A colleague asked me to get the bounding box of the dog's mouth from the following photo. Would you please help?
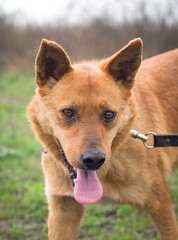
[57,140,103,205]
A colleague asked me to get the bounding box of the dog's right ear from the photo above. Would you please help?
[35,39,72,89]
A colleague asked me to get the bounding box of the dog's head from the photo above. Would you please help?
[28,38,142,204]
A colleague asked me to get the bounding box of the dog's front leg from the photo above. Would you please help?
[48,195,84,240]
[145,182,178,240]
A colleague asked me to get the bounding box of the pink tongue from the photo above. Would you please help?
[74,169,103,205]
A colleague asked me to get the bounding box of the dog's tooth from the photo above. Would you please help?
[74,179,77,184]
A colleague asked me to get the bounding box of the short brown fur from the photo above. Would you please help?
[27,38,178,240]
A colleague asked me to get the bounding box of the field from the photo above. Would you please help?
[0,71,177,240]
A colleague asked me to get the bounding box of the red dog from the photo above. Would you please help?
[28,38,178,239]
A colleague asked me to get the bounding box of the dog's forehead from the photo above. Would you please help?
[50,62,122,109]
[73,63,102,84]
[74,63,100,72]
[72,63,120,96]
[71,63,114,96]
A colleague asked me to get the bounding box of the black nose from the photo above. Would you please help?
[81,150,105,170]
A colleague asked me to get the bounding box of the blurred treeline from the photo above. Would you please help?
[0,0,178,72]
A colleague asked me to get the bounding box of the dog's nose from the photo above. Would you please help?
[81,150,105,170]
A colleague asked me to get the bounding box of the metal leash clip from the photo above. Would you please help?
[130,130,156,149]
[130,130,178,148]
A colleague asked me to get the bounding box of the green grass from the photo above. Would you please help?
[0,71,177,240]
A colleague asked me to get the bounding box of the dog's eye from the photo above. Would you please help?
[104,111,116,122]
[62,109,74,118]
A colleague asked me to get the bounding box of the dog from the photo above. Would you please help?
[27,38,178,240]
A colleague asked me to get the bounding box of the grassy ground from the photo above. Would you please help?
[0,71,177,240]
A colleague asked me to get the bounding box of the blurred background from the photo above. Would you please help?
[0,0,178,240]
[0,0,178,71]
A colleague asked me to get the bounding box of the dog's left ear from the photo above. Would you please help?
[35,39,72,89]
[101,38,142,90]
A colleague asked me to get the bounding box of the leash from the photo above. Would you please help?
[130,130,178,149]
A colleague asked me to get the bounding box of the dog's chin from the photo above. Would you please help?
[74,168,103,205]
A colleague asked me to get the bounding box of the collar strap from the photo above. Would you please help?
[41,147,47,154]
[41,141,77,187]
[56,139,77,187]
